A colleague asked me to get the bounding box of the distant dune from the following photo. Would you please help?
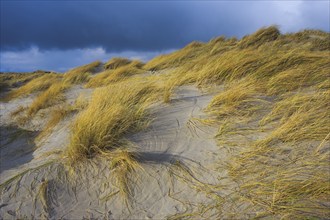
[0,26,329,219]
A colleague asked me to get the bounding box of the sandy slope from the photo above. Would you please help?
[0,83,231,219]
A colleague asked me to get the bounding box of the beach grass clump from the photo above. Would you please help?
[206,78,267,118]
[86,61,145,88]
[104,57,133,69]
[64,71,91,84]
[0,72,42,94]
[63,61,101,84]
[144,41,206,71]
[66,80,159,160]
[238,25,280,49]
[228,141,330,219]
[107,148,142,200]
[259,91,330,145]
[104,62,145,83]
[27,82,69,116]
[4,73,62,101]
[195,27,330,218]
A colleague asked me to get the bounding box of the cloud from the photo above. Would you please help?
[0,47,170,72]
[0,1,328,72]
[1,1,328,52]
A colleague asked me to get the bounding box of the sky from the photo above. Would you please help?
[0,0,329,72]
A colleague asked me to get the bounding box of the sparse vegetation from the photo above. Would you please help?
[86,60,145,87]
[0,72,42,94]
[27,82,69,116]
[63,61,101,84]
[1,26,329,219]
[4,73,62,101]
[104,57,132,69]
[66,79,159,160]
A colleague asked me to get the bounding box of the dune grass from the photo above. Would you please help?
[238,25,280,49]
[140,26,330,218]
[63,61,101,84]
[27,82,69,117]
[104,57,133,69]
[196,28,330,218]
[144,41,207,71]
[66,79,159,160]
[86,60,145,88]
[2,26,329,217]
[4,73,62,101]
[107,148,142,201]
[0,72,42,94]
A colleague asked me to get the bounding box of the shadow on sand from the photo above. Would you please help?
[0,125,38,173]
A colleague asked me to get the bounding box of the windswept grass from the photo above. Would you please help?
[144,41,206,71]
[27,82,69,116]
[4,73,62,101]
[63,61,101,84]
[66,79,159,160]
[0,72,41,94]
[107,148,142,201]
[259,91,330,145]
[86,60,145,87]
[206,77,268,118]
[155,26,330,218]
[104,57,133,69]
[3,26,328,218]
[238,25,280,49]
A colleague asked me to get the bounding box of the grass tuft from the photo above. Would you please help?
[86,61,145,87]
[27,82,69,117]
[4,73,62,101]
[104,57,132,69]
[66,80,159,160]
[63,61,101,84]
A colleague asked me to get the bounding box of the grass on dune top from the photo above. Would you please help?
[162,27,329,218]
[66,79,160,160]
[3,26,330,217]
[3,73,63,101]
[0,72,42,94]
[86,60,145,88]
[142,26,330,218]
[63,61,102,84]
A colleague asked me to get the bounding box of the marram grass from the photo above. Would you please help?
[2,26,329,217]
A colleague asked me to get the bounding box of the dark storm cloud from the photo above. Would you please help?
[1,1,213,51]
[1,1,329,72]
[0,1,280,51]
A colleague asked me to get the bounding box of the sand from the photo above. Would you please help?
[0,81,232,219]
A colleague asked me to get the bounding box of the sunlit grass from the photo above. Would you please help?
[4,73,62,101]
[27,82,69,116]
[66,79,160,160]
[86,60,145,87]
[63,60,101,84]
[2,26,329,217]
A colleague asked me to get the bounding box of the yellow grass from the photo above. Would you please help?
[104,57,132,69]
[3,26,329,217]
[238,25,280,49]
[66,79,159,160]
[106,148,142,201]
[156,26,330,218]
[206,77,267,118]
[0,72,41,94]
[27,82,69,116]
[63,60,101,84]
[86,61,145,88]
[4,73,62,101]
[144,41,206,70]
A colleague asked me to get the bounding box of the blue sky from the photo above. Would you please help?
[1,0,329,72]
